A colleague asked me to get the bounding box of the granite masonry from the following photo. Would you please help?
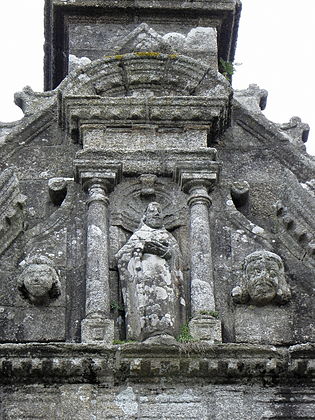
[0,1,314,418]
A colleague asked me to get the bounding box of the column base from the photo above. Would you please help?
[81,314,114,344]
[189,315,222,343]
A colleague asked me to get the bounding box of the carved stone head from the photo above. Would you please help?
[18,256,61,304]
[232,251,291,306]
[143,202,164,229]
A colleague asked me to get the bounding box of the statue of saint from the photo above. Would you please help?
[18,256,61,305]
[115,202,186,341]
[231,250,291,306]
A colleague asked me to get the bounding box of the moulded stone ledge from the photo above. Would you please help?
[73,148,218,177]
[61,95,231,143]
[0,342,314,386]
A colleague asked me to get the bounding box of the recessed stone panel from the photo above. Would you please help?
[234,305,294,345]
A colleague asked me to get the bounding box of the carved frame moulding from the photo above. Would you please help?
[0,168,27,256]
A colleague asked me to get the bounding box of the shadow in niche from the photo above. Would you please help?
[230,180,250,218]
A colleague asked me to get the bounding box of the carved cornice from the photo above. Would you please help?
[0,168,26,256]
[74,148,218,177]
[61,94,231,144]
[0,342,314,386]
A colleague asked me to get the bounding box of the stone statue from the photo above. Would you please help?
[18,256,61,304]
[231,251,291,306]
[115,202,186,341]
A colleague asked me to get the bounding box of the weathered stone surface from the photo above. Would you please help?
[279,116,310,150]
[189,316,222,343]
[234,84,268,113]
[0,0,314,418]
[234,305,294,345]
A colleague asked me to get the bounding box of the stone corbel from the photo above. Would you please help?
[74,160,122,344]
[174,162,222,343]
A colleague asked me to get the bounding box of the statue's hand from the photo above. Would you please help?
[144,240,171,259]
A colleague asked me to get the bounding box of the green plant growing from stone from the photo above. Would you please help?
[219,58,239,80]
[199,310,219,318]
[112,339,137,345]
[176,323,195,343]
[110,301,124,312]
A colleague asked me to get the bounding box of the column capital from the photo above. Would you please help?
[85,182,110,206]
[74,157,122,193]
[174,162,220,194]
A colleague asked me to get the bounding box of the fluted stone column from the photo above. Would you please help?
[74,162,122,343]
[175,164,222,343]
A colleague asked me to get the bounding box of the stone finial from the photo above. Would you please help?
[14,86,56,117]
[231,250,291,306]
[279,116,310,147]
[18,256,61,305]
[234,84,268,113]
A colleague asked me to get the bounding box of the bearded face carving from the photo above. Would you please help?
[231,251,291,306]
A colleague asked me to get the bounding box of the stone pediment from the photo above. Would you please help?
[61,53,229,98]
[114,23,173,55]
[113,23,218,67]
[59,53,232,143]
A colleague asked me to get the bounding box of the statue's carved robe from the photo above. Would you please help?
[116,223,186,341]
